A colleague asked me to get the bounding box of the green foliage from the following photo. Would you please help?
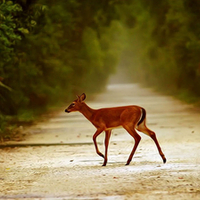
[0,1,22,63]
[118,0,200,101]
[0,0,122,139]
[2,0,200,140]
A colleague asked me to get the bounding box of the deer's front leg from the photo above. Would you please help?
[102,130,112,166]
[93,129,104,158]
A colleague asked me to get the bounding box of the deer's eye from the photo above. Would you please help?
[71,103,75,107]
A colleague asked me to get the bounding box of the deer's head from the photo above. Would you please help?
[65,93,86,113]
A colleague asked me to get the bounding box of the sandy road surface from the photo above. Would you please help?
[0,84,200,200]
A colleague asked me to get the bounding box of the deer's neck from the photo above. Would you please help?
[79,102,95,122]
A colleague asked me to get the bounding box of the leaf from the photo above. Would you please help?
[0,82,12,91]
[18,28,29,34]
[30,20,37,26]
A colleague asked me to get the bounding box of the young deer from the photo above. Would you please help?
[65,93,166,166]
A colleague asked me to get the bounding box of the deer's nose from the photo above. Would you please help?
[65,109,70,113]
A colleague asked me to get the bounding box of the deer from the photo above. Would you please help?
[65,93,166,166]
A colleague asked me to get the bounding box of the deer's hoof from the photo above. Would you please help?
[125,162,130,166]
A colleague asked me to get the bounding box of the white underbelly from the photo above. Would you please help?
[106,125,122,130]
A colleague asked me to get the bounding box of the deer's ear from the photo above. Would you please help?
[80,93,86,102]
[76,95,80,102]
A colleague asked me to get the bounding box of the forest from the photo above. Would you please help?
[1,0,200,139]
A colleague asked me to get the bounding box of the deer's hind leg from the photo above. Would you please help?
[123,124,141,165]
[136,119,166,163]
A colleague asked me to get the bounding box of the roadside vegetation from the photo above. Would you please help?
[118,0,200,103]
[0,0,123,140]
[1,0,200,140]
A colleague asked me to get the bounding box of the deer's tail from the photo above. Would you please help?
[137,108,146,126]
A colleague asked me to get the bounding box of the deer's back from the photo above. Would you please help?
[91,105,142,130]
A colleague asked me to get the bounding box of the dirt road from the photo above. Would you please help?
[0,83,200,199]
